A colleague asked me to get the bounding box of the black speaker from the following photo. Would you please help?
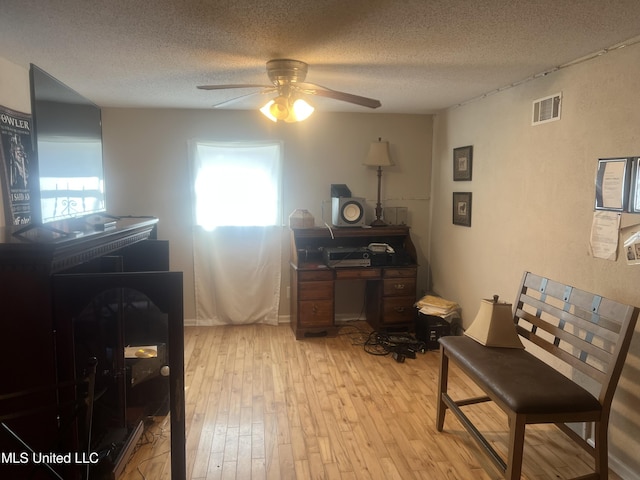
[332,197,366,227]
[330,184,352,198]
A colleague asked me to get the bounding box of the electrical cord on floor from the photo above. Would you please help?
[132,449,171,480]
[363,331,426,362]
[120,416,170,480]
[337,322,371,346]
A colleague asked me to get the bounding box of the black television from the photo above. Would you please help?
[29,64,106,224]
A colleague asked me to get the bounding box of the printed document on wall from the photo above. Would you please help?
[624,231,640,265]
[590,211,621,260]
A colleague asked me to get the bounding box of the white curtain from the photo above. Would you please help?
[193,225,281,325]
[190,141,282,326]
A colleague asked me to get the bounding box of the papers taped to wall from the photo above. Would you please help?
[624,231,640,265]
[590,211,620,260]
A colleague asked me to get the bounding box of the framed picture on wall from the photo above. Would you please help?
[453,192,472,227]
[630,157,640,213]
[594,157,632,212]
[453,145,473,181]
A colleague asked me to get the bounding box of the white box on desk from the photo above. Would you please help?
[384,206,408,225]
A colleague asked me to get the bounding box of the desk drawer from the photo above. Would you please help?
[335,268,381,280]
[383,278,416,296]
[383,267,417,278]
[299,300,334,327]
[382,297,416,324]
[298,270,333,282]
[299,281,333,300]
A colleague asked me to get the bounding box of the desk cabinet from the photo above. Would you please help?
[297,270,334,328]
[290,226,418,339]
[367,266,418,329]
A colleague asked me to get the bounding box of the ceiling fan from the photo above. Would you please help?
[197,59,381,122]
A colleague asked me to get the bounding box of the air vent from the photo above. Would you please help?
[532,92,562,125]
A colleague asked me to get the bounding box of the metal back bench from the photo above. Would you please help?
[436,271,639,479]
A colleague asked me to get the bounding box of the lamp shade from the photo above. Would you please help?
[464,295,524,348]
[363,138,393,167]
[289,98,314,121]
[260,100,278,122]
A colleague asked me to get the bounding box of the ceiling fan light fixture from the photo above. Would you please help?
[260,96,314,123]
[260,97,290,122]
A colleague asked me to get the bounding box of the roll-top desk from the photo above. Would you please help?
[289,226,418,339]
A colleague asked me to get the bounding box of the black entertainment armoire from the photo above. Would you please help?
[0,216,185,480]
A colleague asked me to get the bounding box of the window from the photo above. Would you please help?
[191,141,282,229]
[38,139,105,222]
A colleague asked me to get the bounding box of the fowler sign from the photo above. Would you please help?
[0,106,35,225]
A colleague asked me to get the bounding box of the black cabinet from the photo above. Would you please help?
[0,218,185,480]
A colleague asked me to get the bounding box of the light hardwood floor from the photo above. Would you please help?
[119,323,622,480]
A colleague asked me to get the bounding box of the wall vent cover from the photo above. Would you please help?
[532,92,562,125]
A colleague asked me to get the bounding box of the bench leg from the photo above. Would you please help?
[505,413,526,480]
[436,346,449,431]
[594,421,608,480]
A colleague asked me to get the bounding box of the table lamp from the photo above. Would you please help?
[464,295,524,348]
[363,137,394,226]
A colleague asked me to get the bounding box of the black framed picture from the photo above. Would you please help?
[453,192,472,227]
[630,157,640,213]
[453,145,473,181]
[594,157,632,212]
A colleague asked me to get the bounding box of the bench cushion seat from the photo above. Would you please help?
[439,336,602,415]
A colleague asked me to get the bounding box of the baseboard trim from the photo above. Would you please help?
[185,314,365,327]
[610,454,638,480]
[184,317,289,327]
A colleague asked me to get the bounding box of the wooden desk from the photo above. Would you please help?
[289,226,417,339]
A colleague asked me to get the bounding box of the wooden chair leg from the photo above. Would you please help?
[594,421,608,480]
[436,347,449,431]
[505,414,526,480]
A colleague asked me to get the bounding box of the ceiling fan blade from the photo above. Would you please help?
[212,88,276,108]
[197,83,271,90]
[297,82,381,109]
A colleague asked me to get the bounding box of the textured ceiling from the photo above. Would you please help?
[2,0,640,113]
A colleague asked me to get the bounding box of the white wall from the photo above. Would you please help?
[100,109,433,320]
[0,57,30,113]
[431,42,640,478]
